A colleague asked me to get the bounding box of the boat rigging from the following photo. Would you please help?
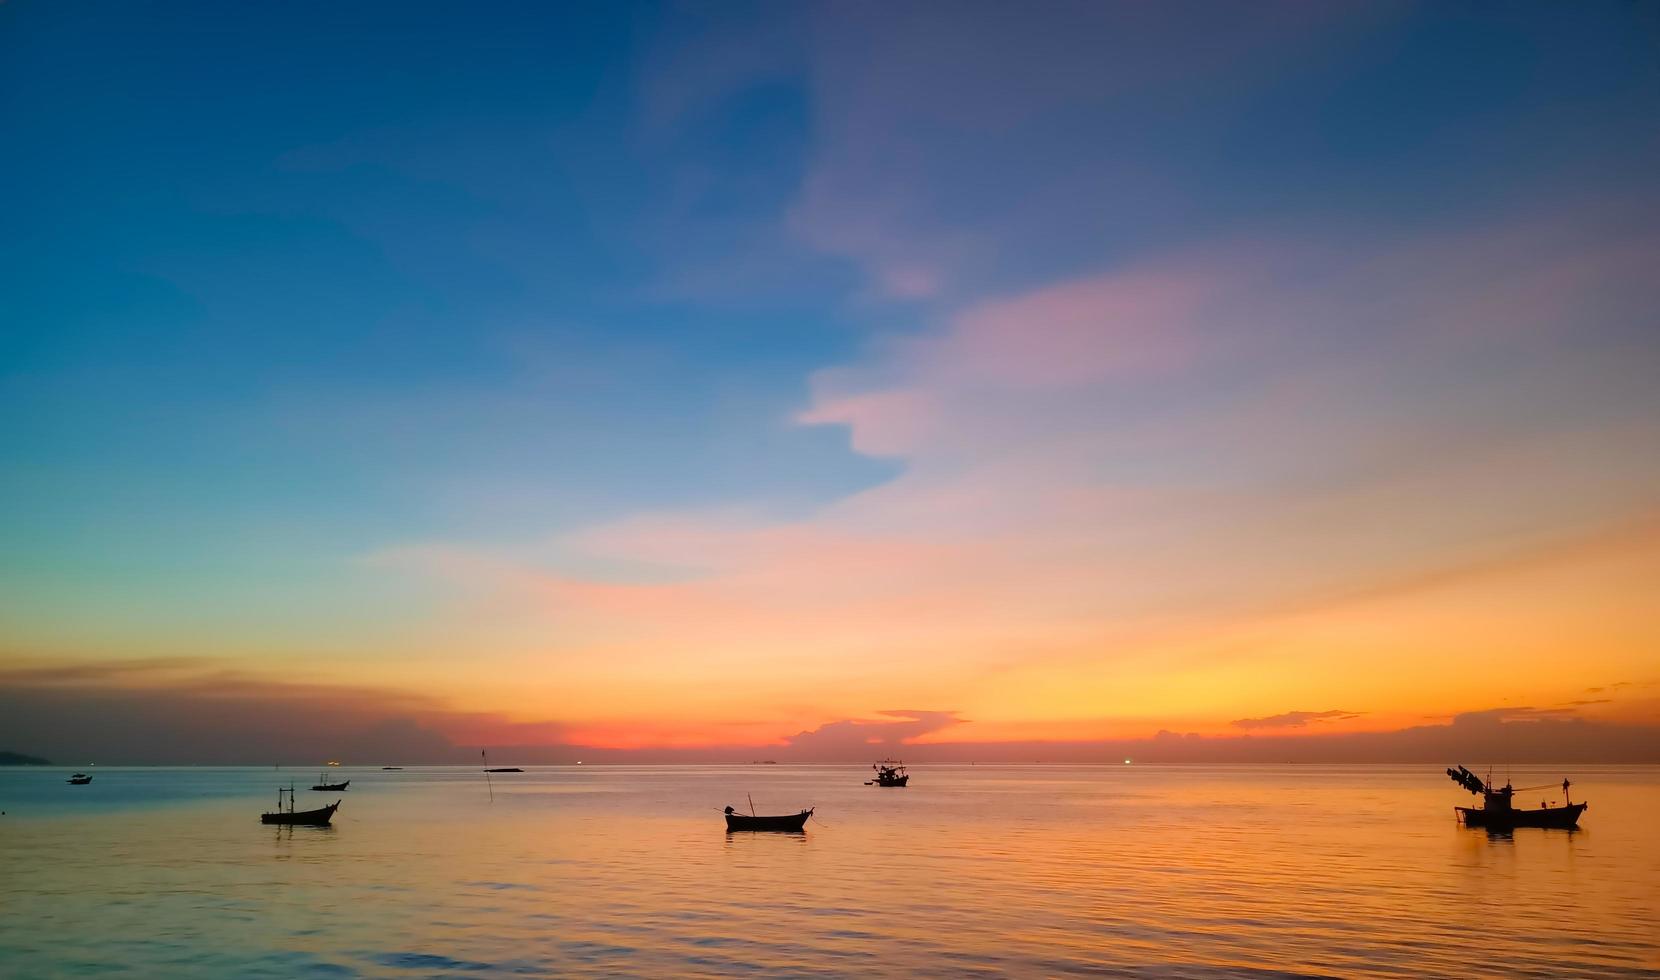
[867,759,909,787]
[1445,765,1586,830]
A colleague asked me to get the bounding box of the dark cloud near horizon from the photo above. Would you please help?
[0,683,457,766]
[2,663,1657,765]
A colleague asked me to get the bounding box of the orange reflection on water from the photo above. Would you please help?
[0,764,1656,977]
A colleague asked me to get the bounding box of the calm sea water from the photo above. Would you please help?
[1,765,1656,978]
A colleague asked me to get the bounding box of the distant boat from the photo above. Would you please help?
[867,759,909,787]
[262,785,339,826]
[480,747,521,773]
[310,773,350,791]
[1446,765,1586,830]
[723,805,812,832]
[67,773,92,785]
[381,767,403,771]
[325,760,341,766]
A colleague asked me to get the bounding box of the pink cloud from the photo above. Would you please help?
[351,205,1660,748]
[797,257,1231,459]
[937,270,1203,388]
[878,264,943,300]
[795,388,941,457]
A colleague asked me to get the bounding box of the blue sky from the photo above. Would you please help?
[2,1,1658,759]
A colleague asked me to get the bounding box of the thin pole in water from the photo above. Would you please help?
[483,749,494,803]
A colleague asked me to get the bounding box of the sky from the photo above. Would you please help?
[2,1,1658,764]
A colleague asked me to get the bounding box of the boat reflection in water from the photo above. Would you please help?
[1446,765,1586,830]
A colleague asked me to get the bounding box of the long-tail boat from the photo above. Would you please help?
[866,759,908,787]
[480,748,521,773]
[1446,765,1586,830]
[262,785,340,826]
[723,805,812,832]
[67,773,92,785]
[310,773,350,791]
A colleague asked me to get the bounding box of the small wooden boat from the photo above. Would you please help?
[866,759,908,787]
[1459,800,1586,830]
[1447,765,1586,830]
[263,801,340,826]
[262,785,339,826]
[479,748,521,773]
[310,773,350,791]
[67,773,92,785]
[723,805,812,832]
[381,767,403,770]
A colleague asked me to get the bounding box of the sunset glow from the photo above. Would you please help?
[2,1,1657,765]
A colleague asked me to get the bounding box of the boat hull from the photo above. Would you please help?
[310,781,349,791]
[724,809,811,832]
[262,801,340,826]
[1458,802,1584,830]
[875,774,909,787]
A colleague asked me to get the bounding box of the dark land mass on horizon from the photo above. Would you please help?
[6,662,1656,767]
[0,751,52,765]
[4,703,1659,768]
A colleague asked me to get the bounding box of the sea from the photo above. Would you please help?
[1,764,1656,978]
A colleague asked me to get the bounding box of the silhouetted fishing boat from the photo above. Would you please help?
[66,773,92,785]
[381,767,403,770]
[310,773,350,791]
[262,785,339,826]
[484,767,522,773]
[866,759,908,786]
[1446,765,1586,830]
[723,805,812,832]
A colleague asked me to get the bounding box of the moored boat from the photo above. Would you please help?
[262,785,340,826]
[479,748,520,773]
[67,773,92,785]
[1447,765,1586,830]
[723,805,812,832]
[867,759,908,787]
[310,773,350,791]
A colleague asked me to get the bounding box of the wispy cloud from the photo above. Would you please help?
[787,1,1360,299]
[1231,710,1361,730]
[356,204,1660,743]
[783,710,967,755]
